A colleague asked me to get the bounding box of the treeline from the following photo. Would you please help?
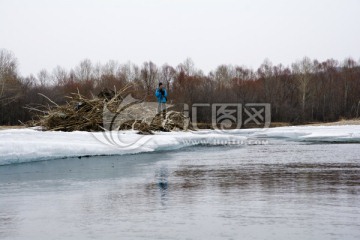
[0,48,360,125]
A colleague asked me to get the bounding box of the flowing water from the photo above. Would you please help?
[0,139,360,239]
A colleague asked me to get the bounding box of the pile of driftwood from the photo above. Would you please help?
[29,86,189,134]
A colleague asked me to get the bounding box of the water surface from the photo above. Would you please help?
[1,140,360,239]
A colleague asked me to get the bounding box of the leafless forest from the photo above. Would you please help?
[0,49,359,125]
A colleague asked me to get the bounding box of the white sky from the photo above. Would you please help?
[1,0,359,76]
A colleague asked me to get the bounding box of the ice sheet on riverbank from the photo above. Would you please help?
[230,125,360,142]
[1,125,359,165]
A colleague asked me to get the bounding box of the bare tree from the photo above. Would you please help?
[234,66,254,102]
[37,69,52,86]
[141,61,158,95]
[0,49,21,104]
[257,59,275,103]
[342,58,356,113]
[120,62,140,83]
[292,57,313,119]
[75,59,93,82]
[52,66,68,86]
[92,63,102,87]
[214,65,235,89]
[114,62,141,93]
[177,58,204,76]
[160,64,176,91]
[102,60,118,77]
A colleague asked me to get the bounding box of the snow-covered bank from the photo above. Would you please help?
[0,129,246,165]
[0,125,359,165]
[230,125,360,142]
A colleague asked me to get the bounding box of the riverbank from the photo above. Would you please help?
[0,125,25,130]
[306,119,360,126]
[1,119,360,131]
[194,119,360,129]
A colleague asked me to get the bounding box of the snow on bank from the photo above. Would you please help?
[0,125,359,165]
[230,125,360,142]
[0,129,246,165]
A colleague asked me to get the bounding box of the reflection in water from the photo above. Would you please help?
[172,163,360,194]
[0,216,12,238]
[157,166,169,205]
[0,208,18,239]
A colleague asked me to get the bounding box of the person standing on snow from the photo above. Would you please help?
[155,82,168,114]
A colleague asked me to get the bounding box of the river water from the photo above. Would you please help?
[0,139,359,239]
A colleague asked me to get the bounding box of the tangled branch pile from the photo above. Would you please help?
[29,86,190,133]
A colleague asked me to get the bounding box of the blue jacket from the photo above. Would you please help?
[155,88,168,103]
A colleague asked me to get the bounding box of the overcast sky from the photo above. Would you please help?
[1,0,359,76]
